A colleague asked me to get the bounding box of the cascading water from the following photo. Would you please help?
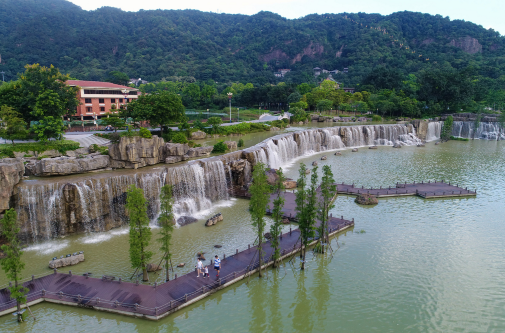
[15,123,429,243]
[452,121,504,140]
[426,121,443,141]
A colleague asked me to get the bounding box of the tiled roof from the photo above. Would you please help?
[66,80,137,90]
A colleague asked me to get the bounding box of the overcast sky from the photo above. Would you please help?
[67,0,504,35]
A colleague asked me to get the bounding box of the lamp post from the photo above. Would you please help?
[227,92,233,123]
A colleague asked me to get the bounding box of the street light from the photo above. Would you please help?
[227,92,233,123]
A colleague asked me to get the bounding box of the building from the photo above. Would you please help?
[343,87,355,93]
[274,69,291,78]
[66,80,139,120]
[129,78,148,86]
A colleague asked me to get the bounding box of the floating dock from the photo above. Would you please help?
[335,181,477,199]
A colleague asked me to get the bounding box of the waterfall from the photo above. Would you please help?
[452,121,504,140]
[426,121,442,141]
[15,123,428,243]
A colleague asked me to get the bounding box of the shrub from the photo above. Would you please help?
[372,115,382,122]
[282,118,289,124]
[0,140,80,157]
[37,155,49,160]
[89,144,109,155]
[212,141,228,153]
[194,143,202,148]
[450,136,469,141]
[188,140,195,147]
[238,139,244,147]
[139,127,152,139]
[109,132,121,144]
[171,132,188,144]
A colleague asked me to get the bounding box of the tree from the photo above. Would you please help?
[157,185,174,282]
[441,115,453,141]
[270,168,285,268]
[295,163,317,270]
[0,209,28,322]
[30,116,65,142]
[291,107,307,123]
[128,91,185,135]
[99,112,126,132]
[0,64,79,125]
[126,185,152,281]
[106,71,130,86]
[362,67,404,91]
[316,99,333,112]
[207,116,223,134]
[317,165,336,253]
[0,106,28,145]
[248,162,271,277]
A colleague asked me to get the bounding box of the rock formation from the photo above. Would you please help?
[352,148,358,152]
[312,161,318,166]
[146,263,162,272]
[354,194,378,205]
[224,141,238,150]
[109,135,165,169]
[26,155,110,176]
[412,120,429,141]
[0,158,24,214]
[283,180,297,189]
[186,146,213,158]
[177,216,198,226]
[321,155,327,160]
[49,253,84,269]
[191,130,207,140]
[205,213,223,226]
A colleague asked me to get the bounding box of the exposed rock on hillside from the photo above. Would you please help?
[448,36,482,54]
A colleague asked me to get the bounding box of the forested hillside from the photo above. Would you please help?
[0,0,504,88]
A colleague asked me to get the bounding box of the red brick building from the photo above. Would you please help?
[66,80,139,120]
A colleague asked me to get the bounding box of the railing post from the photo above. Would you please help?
[118,277,121,284]
[32,275,34,282]
[96,297,100,304]
[69,270,72,276]
[154,282,157,289]
[236,249,238,254]
[175,274,177,279]
[54,268,57,275]
[41,289,46,297]
[223,254,226,259]
[136,279,139,286]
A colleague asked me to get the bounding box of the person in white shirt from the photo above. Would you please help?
[196,258,203,277]
[214,255,221,277]
[203,266,209,278]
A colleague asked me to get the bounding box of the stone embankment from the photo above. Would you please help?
[0,159,24,214]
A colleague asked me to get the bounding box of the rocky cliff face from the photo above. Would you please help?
[448,36,482,54]
[0,158,24,214]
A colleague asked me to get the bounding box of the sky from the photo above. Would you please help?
[67,0,504,35]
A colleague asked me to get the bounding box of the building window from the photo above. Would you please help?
[100,107,105,112]
[119,98,123,103]
[86,107,92,113]
[99,98,104,103]
[85,98,92,103]
[111,98,116,103]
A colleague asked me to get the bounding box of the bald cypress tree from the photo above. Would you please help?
[157,184,174,282]
[0,209,28,322]
[270,168,285,268]
[249,162,271,277]
[126,185,152,281]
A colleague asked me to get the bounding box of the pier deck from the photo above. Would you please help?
[335,181,476,199]
[0,217,353,320]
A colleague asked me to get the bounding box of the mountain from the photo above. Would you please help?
[0,0,504,86]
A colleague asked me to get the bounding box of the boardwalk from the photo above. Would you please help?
[0,218,353,320]
[335,181,477,199]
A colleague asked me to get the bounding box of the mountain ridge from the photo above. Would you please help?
[0,0,504,85]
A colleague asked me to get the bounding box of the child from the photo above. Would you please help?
[203,266,209,278]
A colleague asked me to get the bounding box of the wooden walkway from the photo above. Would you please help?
[335,181,477,199]
[0,203,353,320]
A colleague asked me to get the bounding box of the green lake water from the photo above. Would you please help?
[1,139,504,332]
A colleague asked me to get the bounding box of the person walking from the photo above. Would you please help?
[214,255,221,277]
[196,258,203,277]
[203,266,209,278]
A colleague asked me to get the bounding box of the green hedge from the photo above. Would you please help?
[0,140,81,158]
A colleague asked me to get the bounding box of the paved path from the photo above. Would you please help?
[335,181,477,199]
[63,134,110,148]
